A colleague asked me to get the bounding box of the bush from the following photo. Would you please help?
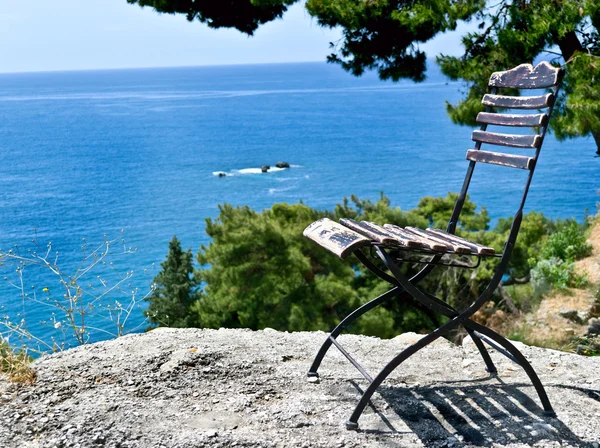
[528,220,591,293]
[538,221,592,262]
[530,257,587,293]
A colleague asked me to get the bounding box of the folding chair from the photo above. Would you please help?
[303,62,564,430]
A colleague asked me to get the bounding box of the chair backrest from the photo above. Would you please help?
[448,62,564,236]
[467,62,564,171]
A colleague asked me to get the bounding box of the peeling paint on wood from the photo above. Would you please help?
[426,229,496,256]
[360,221,424,248]
[303,218,370,259]
[472,130,541,148]
[489,62,563,89]
[476,112,547,127]
[339,218,400,245]
[384,224,449,251]
[466,149,535,170]
[405,227,472,254]
[482,93,554,109]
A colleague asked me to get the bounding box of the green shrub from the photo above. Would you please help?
[539,221,592,262]
[530,257,587,293]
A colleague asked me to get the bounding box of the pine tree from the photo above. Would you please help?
[145,236,199,328]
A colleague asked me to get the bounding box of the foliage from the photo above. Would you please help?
[305,0,482,81]
[493,212,552,279]
[126,0,296,35]
[190,194,553,336]
[553,53,600,143]
[574,335,600,356]
[192,202,368,333]
[0,232,150,353]
[538,220,592,262]
[129,0,600,153]
[503,283,536,313]
[528,220,591,292]
[437,1,600,152]
[144,236,200,328]
[530,257,587,292]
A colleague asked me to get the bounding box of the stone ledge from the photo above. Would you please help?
[1,328,599,448]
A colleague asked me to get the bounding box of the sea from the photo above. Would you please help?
[0,61,598,350]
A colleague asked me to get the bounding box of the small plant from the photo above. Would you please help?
[0,338,36,384]
[574,335,600,356]
[0,231,153,354]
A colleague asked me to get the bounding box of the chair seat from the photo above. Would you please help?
[303,217,495,259]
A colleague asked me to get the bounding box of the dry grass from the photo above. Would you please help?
[503,317,578,352]
[0,342,36,385]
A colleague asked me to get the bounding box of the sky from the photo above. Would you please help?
[0,0,469,73]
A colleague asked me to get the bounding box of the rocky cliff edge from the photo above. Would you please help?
[1,328,599,448]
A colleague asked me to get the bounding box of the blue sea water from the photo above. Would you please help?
[0,61,598,349]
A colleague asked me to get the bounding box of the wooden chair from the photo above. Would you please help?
[303,62,564,430]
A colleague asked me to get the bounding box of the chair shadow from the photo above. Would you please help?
[354,380,597,447]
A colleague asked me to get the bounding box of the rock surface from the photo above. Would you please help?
[1,328,600,448]
[587,318,600,336]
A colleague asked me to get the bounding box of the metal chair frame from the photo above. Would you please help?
[304,62,564,430]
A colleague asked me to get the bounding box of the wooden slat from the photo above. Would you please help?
[482,93,553,109]
[426,229,496,256]
[466,149,536,170]
[384,224,449,252]
[476,112,547,127]
[303,218,370,259]
[339,219,398,245]
[382,224,427,247]
[472,130,541,148]
[405,227,472,254]
[363,221,424,249]
[489,62,563,89]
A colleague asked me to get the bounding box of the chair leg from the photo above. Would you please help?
[466,328,498,374]
[307,287,399,379]
[420,291,498,374]
[374,248,498,375]
[345,313,467,429]
[466,321,556,417]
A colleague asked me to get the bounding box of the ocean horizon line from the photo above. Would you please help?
[0,58,446,77]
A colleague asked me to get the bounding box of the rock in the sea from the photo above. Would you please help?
[261,165,270,173]
[275,161,290,168]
